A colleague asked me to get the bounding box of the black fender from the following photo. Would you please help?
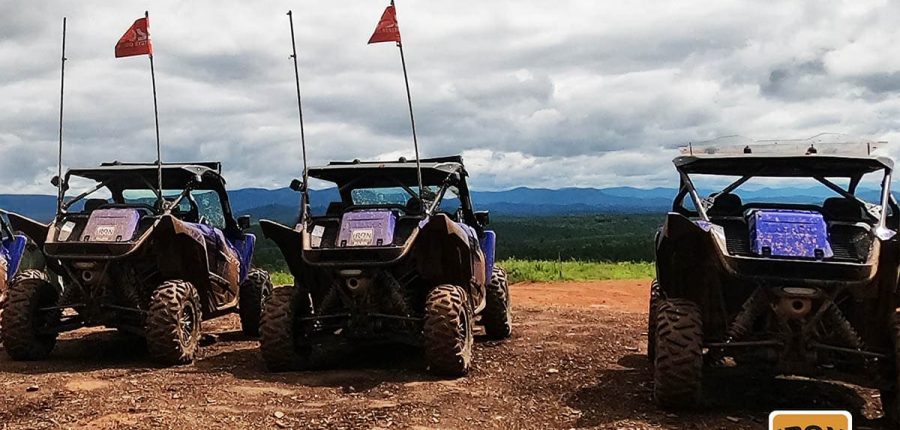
[4,211,50,247]
[152,215,217,307]
[260,219,303,280]
[415,214,486,310]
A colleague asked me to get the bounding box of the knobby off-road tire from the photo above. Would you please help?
[482,266,512,340]
[145,280,202,365]
[1,270,60,360]
[882,309,900,425]
[424,284,474,377]
[653,298,703,409]
[647,280,662,363]
[260,286,314,372]
[239,268,273,337]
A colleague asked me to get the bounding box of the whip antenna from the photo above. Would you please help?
[287,10,310,223]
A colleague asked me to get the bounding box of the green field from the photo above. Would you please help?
[255,213,662,284]
[267,260,653,285]
[501,259,654,283]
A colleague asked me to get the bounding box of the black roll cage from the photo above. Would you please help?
[58,169,241,234]
[673,166,895,232]
[300,167,482,232]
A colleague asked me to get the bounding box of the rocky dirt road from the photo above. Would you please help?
[0,280,891,429]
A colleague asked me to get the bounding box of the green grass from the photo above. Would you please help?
[265,259,653,285]
[501,258,654,283]
[269,271,294,286]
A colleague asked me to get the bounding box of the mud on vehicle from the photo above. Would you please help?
[1,162,271,365]
[649,138,900,420]
[259,156,511,376]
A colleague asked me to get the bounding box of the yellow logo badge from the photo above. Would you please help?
[769,411,851,430]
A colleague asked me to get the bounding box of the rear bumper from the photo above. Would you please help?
[44,241,141,260]
[717,253,878,288]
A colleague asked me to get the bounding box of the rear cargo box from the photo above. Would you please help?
[338,210,397,247]
[82,209,141,242]
[748,209,833,259]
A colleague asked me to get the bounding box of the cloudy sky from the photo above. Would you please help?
[2,0,900,194]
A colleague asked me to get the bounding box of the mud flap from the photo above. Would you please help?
[260,220,304,279]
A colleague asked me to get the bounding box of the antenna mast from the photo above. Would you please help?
[56,17,68,214]
[287,10,310,223]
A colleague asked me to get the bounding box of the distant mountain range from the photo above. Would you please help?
[0,186,889,223]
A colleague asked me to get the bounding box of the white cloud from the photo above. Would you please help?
[1,0,900,194]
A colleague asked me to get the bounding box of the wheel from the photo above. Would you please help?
[647,280,661,362]
[1,270,60,360]
[145,280,202,365]
[239,269,273,337]
[424,284,474,377]
[260,285,314,372]
[653,298,703,409]
[482,266,512,340]
[883,309,900,424]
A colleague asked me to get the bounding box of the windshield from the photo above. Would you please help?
[122,189,187,210]
[350,187,417,206]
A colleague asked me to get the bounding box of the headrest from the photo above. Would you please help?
[823,197,864,222]
[84,199,108,213]
[405,197,423,214]
[707,193,743,217]
[326,202,348,217]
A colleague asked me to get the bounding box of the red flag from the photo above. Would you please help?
[368,5,401,44]
[115,17,153,58]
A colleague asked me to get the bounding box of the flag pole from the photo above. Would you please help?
[146,10,163,208]
[56,17,68,214]
[392,1,423,200]
[287,10,310,224]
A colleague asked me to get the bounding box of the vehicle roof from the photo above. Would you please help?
[308,156,467,188]
[674,155,893,177]
[66,162,226,190]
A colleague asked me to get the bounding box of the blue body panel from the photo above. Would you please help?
[184,222,255,283]
[1,235,27,282]
[748,209,832,259]
[481,230,496,279]
[227,233,256,282]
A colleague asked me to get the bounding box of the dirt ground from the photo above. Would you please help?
[0,279,892,429]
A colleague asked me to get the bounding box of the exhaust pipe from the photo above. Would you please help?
[775,297,812,319]
[81,270,98,283]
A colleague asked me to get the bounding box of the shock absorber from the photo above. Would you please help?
[820,302,864,349]
[727,288,770,341]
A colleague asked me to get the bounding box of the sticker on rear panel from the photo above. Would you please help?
[311,225,325,248]
[93,225,117,241]
[350,229,374,246]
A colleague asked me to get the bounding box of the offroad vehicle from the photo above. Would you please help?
[1,162,271,364]
[649,137,900,419]
[259,156,511,376]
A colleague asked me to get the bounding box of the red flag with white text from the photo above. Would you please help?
[368,5,401,44]
[115,17,153,58]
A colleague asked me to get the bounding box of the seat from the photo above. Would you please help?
[707,193,743,217]
[823,197,865,222]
